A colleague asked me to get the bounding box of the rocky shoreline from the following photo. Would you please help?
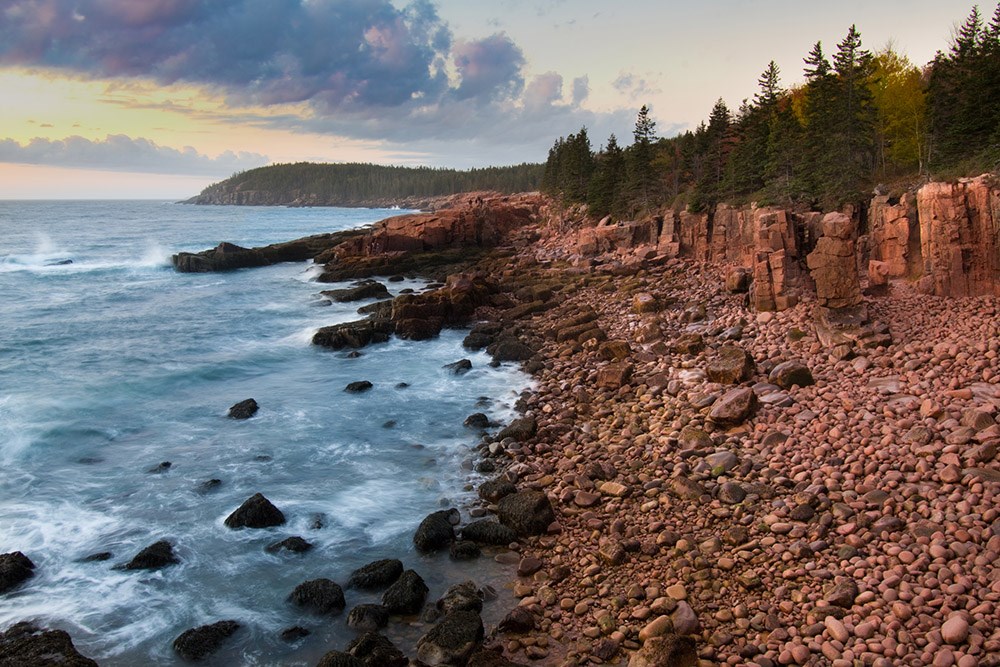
[6,186,1000,666]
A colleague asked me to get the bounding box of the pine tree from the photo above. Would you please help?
[692,98,733,208]
[626,105,660,212]
[587,134,626,219]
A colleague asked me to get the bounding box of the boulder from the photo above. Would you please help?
[443,359,472,375]
[496,491,555,536]
[628,634,698,667]
[345,381,373,393]
[478,479,517,503]
[347,604,390,632]
[0,622,98,667]
[497,417,536,442]
[172,620,241,661]
[705,345,755,384]
[464,413,491,429]
[596,363,634,389]
[315,651,365,667]
[0,552,35,594]
[671,333,705,355]
[312,319,393,350]
[487,339,534,362]
[708,387,758,426]
[320,280,391,302]
[382,569,429,614]
[346,632,408,667]
[288,578,345,615]
[280,626,310,641]
[437,581,484,615]
[348,558,404,590]
[414,510,456,553]
[416,610,485,666]
[227,398,258,420]
[462,520,517,546]
[265,537,312,554]
[225,493,285,529]
[632,293,659,313]
[124,540,179,570]
[768,360,815,389]
[498,607,537,634]
[725,267,752,293]
[449,541,481,560]
[172,242,268,272]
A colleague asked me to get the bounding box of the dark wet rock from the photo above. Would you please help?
[288,578,345,615]
[444,359,472,375]
[346,632,408,667]
[487,338,533,362]
[197,479,223,494]
[225,493,285,529]
[437,581,484,615]
[309,514,325,530]
[474,460,496,474]
[478,479,517,503]
[124,540,179,570]
[345,380,374,393]
[147,461,172,473]
[496,491,555,536]
[80,552,112,563]
[228,398,259,420]
[172,620,240,661]
[315,650,364,667]
[414,510,456,553]
[461,520,517,546]
[468,648,529,666]
[395,382,410,389]
[321,280,391,303]
[173,232,356,273]
[265,536,312,554]
[388,275,405,282]
[462,332,493,351]
[0,552,35,594]
[416,610,484,666]
[630,634,697,667]
[464,413,491,429]
[449,541,481,560]
[382,420,397,428]
[0,621,98,666]
[496,417,536,442]
[348,558,404,590]
[768,360,815,389]
[280,626,310,641]
[312,319,393,350]
[347,604,390,632]
[381,569,428,614]
[498,606,536,634]
[356,300,392,318]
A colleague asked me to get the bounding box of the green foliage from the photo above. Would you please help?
[541,128,595,204]
[197,161,544,205]
[541,3,999,216]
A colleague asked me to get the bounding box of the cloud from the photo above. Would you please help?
[0,0,639,166]
[0,134,268,176]
[613,71,662,101]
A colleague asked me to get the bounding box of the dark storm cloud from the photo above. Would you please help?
[0,135,268,176]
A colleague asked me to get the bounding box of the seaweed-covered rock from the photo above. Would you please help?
[0,552,35,594]
[460,520,517,546]
[172,620,241,661]
[124,540,179,570]
[449,541,481,561]
[436,581,484,615]
[347,604,390,632]
[0,622,98,667]
[227,398,258,419]
[288,578,346,615]
[415,610,484,666]
[347,558,403,590]
[478,479,517,503]
[346,632,408,667]
[224,493,285,529]
[381,569,428,615]
[413,510,456,553]
[495,491,555,536]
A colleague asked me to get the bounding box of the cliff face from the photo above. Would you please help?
[560,174,1000,308]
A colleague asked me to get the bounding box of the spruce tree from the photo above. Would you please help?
[587,134,626,219]
[626,105,659,212]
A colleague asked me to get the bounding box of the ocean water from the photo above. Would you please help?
[0,201,531,665]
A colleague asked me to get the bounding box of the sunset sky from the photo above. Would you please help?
[0,1,972,199]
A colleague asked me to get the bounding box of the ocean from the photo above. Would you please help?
[0,201,531,665]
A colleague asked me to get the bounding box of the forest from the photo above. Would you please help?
[542,4,1000,217]
[191,161,544,206]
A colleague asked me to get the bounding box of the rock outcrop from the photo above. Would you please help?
[172,231,360,272]
[0,622,98,667]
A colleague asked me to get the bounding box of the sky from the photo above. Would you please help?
[0,0,976,199]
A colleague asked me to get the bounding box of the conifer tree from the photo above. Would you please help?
[626,105,660,212]
[587,134,626,219]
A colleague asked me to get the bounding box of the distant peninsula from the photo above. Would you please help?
[185,161,543,208]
